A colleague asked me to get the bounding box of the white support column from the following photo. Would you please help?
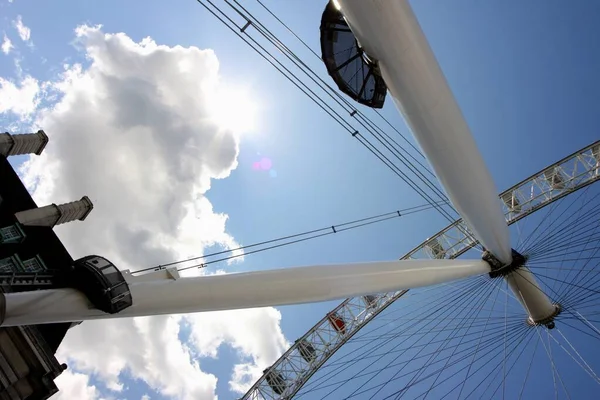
[506,268,558,324]
[0,130,49,157]
[15,196,94,228]
[336,0,512,264]
[0,259,490,326]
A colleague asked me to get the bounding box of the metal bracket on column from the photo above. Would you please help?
[482,248,527,278]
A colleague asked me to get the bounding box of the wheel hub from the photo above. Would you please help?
[483,248,560,328]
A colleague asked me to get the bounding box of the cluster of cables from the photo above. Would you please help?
[197,0,460,225]
[136,0,481,275]
[132,201,446,274]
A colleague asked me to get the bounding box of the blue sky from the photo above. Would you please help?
[1,0,600,399]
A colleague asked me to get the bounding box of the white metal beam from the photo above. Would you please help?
[1,259,490,326]
[337,0,512,264]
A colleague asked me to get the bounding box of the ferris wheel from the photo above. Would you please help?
[238,1,600,399]
[2,1,600,399]
[244,140,600,399]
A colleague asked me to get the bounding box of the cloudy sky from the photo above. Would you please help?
[2,0,600,399]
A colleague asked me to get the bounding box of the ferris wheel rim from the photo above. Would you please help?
[242,140,600,400]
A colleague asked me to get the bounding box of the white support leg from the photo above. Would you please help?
[336,0,512,264]
[506,268,558,324]
[1,259,490,326]
[485,250,558,325]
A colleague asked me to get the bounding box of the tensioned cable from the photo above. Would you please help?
[297,183,600,399]
[237,0,429,168]
[197,0,463,229]
[198,3,600,394]
[253,0,426,161]
[226,0,453,217]
[219,1,486,258]
[296,276,532,399]
[132,201,444,274]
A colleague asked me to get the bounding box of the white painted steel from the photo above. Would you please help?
[506,268,557,323]
[336,0,512,264]
[1,259,490,326]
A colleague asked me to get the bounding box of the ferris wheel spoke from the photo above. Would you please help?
[304,323,519,400]
[455,279,503,399]
[538,220,600,299]
[399,323,532,400]
[552,328,600,384]
[524,211,600,260]
[535,260,600,299]
[394,178,600,400]
[534,325,572,400]
[526,216,600,257]
[526,231,600,268]
[526,230,600,264]
[528,241,600,264]
[562,295,600,313]
[298,278,512,399]
[558,318,600,340]
[482,328,536,400]
[461,328,532,399]
[519,192,573,255]
[383,281,501,399]
[558,235,600,300]
[523,271,600,305]
[241,141,600,400]
[526,188,599,254]
[363,326,528,400]
[518,337,540,400]
[560,273,600,308]
[303,278,497,399]
[417,278,506,400]
[514,217,530,256]
[296,279,486,393]
[368,285,521,399]
[547,330,559,400]
[524,216,600,263]
[526,266,600,273]
[520,185,596,254]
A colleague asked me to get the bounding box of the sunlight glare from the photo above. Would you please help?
[208,84,258,134]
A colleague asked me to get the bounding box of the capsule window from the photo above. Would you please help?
[327,312,346,335]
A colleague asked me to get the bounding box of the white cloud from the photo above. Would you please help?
[13,15,30,42]
[141,395,151,400]
[14,24,287,399]
[21,24,242,270]
[1,34,13,54]
[188,308,289,393]
[0,75,40,117]
[54,370,100,400]
[58,317,217,400]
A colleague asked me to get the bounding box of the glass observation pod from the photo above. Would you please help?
[69,255,132,315]
[544,167,566,190]
[327,312,347,335]
[295,338,317,363]
[363,294,378,308]
[263,367,287,395]
[320,0,388,108]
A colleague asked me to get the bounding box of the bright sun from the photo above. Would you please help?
[208,84,259,134]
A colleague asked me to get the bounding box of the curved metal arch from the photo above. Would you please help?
[242,140,600,400]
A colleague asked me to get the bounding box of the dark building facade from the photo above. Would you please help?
[0,131,93,399]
